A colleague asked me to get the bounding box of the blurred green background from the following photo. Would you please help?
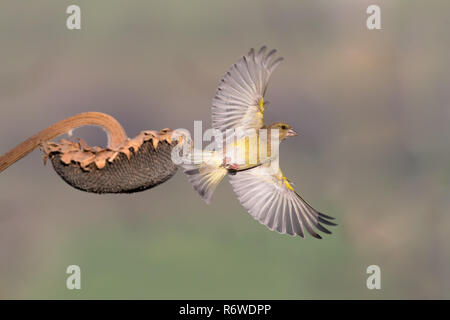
[1,0,449,299]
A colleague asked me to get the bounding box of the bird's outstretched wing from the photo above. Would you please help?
[212,46,283,132]
[228,163,336,238]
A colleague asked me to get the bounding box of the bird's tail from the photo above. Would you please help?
[183,150,227,204]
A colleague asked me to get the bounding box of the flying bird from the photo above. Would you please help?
[184,46,336,238]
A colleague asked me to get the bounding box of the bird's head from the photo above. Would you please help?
[267,122,298,141]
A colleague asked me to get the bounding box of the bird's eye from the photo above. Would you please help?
[281,125,287,130]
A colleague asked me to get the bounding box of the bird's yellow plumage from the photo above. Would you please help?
[258,97,265,114]
[282,176,294,191]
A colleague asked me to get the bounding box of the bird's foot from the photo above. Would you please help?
[226,163,240,171]
[222,157,231,166]
[222,157,240,171]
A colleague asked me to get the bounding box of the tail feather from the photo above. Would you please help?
[185,165,227,204]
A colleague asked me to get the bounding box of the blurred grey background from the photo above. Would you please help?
[0,0,449,299]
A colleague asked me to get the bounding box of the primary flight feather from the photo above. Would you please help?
[183,46,336,238]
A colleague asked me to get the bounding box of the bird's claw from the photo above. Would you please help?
[226,163,240,171]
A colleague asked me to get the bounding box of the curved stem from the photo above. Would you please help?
[0,112,128,173]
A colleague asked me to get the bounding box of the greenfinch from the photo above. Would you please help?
[184,47,336,238]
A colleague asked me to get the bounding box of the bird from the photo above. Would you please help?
[183,46,336,238]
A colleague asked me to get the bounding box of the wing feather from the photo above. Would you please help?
[228,165,336,238]
[212,46,284,132]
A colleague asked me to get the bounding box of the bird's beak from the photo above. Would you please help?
[286,128,298,137]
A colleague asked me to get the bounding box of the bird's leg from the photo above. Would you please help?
[227,163,240,170]
[221,157,230,167]
[221,156,241,171]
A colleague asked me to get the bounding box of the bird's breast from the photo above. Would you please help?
[222,135,278,168]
